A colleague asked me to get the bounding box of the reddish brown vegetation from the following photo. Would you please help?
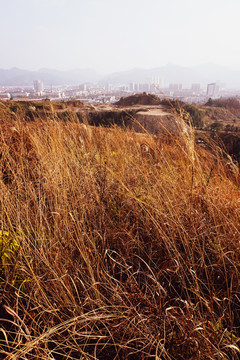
[0,109,240,359]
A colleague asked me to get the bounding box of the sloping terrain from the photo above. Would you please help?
[203,106,239,124]
[0,114,240,359]
[0,99,189,136]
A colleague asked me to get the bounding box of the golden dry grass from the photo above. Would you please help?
[0,112,240,359]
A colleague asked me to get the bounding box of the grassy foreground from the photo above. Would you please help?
[0,116,240,359]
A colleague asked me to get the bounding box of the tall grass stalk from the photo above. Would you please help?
[0,111,240,359]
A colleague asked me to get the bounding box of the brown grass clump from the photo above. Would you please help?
[115,93,162,106]
[0,112,240,359]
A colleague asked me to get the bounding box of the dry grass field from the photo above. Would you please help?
[0,108,240,359]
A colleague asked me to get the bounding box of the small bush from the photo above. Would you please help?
[205,97,240,116]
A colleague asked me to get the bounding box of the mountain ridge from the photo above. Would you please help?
[0,67,101,86]
[101,63,240,88]
[0,64,240,88]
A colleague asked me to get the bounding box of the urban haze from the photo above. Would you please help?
[1,0,240,102]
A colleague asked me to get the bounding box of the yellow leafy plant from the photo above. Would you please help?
[0,230,19,267]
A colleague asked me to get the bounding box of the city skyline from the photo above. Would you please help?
[1,0,240,73]
[1,63,240,90]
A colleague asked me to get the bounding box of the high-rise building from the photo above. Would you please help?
[191,83,201,93]
[33,80,44,93]
[151,77,164,89]
[129,82,135,91]
[79,84,87,91]
[207,83,219,97]
[134,83,139,91]
[169,84,182,91]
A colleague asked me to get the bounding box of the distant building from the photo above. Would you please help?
[134,83,139,91]
[0,93,11,100]
[151,77,164,89]
[216,81,226,90]
[169,84,182,91]
[139,83,150,92]
[129,82,135,91]
[207,83,219,97]
[33,80,44,93]
[191,83,201,93]
[79,84,87,91]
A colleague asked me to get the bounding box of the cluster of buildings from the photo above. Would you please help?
[0,79,238,104]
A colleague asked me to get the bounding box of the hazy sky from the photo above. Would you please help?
[1,0,240,73]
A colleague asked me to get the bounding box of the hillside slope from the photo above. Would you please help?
[0,115,240,359]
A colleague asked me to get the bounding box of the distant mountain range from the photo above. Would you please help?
[1,63,240,88]
[0,68,101,86]
[101,63,240,88]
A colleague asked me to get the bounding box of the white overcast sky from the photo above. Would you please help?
[1,0,240,73]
